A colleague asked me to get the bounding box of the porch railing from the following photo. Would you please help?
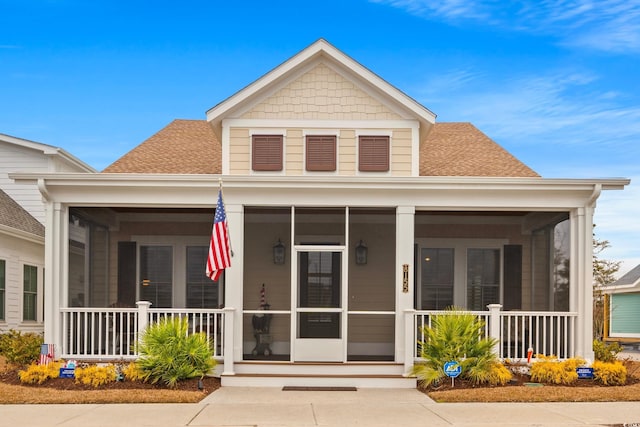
[410,305,578,362]
[59,302,227,361]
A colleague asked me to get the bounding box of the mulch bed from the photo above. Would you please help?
[0,364,221,393]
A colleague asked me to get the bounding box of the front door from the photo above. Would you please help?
[293,248,345,361]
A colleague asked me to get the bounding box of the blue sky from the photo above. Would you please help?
[1,0,639,275]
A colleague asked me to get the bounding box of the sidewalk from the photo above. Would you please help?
[1,387,639,427]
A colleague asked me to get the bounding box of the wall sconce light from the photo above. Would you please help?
[141,279,151,287]
[273,239,286,265]
[355,240,368,265]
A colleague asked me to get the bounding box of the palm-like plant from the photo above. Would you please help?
[136,317,216,388]
[411,308,508,386]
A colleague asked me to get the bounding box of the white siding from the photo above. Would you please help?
[0,232,44,333]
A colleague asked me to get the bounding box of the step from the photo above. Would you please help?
[233,361,406,376]
[221,373,417,388]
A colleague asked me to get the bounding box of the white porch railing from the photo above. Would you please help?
[59,302,229,361]
[410,306,578,363]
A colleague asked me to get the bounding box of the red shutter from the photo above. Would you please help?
[252,135,283,171]
[359,136,389,172]
[306,135,336,171]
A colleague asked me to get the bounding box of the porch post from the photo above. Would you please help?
[42,200,59,354]
[222,307,235,376]
[403,309,415,375]
[573,202,596,361]
[487,303,502,356]
[395,206,415,367]
[136,301,151,334]
[223,203,244,363]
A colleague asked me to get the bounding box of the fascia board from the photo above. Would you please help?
[0,224,44,245]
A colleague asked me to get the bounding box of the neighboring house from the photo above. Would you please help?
[604,264,640,344]
[0,133,95,334]
[10,40,629,387]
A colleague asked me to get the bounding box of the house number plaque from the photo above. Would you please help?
[402,264,409,293]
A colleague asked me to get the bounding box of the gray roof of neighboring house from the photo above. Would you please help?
[0,189,44,237]
[610,264,640,288]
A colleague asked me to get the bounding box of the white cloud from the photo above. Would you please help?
[373,0,640,53]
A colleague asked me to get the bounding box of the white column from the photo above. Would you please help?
[222,307,235,375]
[395,206,415,365]
[571,206,595,361]
[136,300,152,333]
[225,203,244,363]
[42,201,56,348]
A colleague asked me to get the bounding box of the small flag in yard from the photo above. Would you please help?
[206,189,231,282]
[39,344,54,365]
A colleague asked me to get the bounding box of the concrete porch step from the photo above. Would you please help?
[221,372,417,388]
[233,361,407,376]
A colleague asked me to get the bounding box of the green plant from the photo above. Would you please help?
[593,339,623,363]
[0,329,43,366]
[411,308,510,386]
[136,317,216,388]
[592,360,627,386]
[75,364,118,387]
[530,355,586,385]
[18,361,62,384]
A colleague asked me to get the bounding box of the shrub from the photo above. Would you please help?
[75,364,117,387]
[122,362,145,382]
[0,330,43,366]
[411,308,510,386]
[136,317,216,387]
[592,360,627,386]
[18,361,62,384]
[530,355,586,385]
[593,339,623,363]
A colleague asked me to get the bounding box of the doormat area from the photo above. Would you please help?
[282,386,357,391]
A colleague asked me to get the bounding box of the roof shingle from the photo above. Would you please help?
[420,122,539,177]
[103,119,538,178]
[103,120,221,174]
[0,189,44,237]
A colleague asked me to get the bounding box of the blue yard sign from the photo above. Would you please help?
[444,361,462,378]
[576,367,594,379]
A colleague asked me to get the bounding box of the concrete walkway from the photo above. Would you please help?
[1,387,639,426]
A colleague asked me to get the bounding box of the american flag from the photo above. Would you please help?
[206,189,231,281]
[39,344,54,365]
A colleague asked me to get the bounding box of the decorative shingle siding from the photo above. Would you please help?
[240,64,403,121]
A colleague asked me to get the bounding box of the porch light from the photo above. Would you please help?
[273,239,286,265]
[141,279,151,287]
[355,240,368,265]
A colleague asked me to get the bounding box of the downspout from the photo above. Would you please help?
[37,178,51,202]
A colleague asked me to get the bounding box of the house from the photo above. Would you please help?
[10,40,629,387]
[603,264,640,345]
[0,133,95,333]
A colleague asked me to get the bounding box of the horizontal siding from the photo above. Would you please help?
[391,129,412,177]
[610,293,640,335]
[0,233,44,331]
[229,128,250,174]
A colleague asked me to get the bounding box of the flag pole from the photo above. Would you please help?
[218,177,234,257]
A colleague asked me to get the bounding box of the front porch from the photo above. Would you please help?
[58,302,577,387]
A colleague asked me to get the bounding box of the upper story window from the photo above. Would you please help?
[358,136,389,172]
[252,135,283,171]
[306,135,336,172]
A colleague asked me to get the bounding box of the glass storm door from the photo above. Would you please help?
[294,249,344,361]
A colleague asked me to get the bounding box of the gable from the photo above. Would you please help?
[239,63,403,121]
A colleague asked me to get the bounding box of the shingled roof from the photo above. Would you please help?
[420,122,539,177]
[0,189,44,238]
[103,119,221,173]
[103,119,538,177]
